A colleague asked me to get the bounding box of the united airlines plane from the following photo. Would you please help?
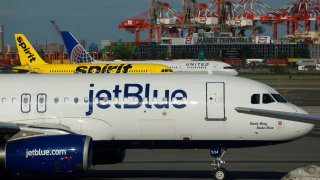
[0,73,319,179]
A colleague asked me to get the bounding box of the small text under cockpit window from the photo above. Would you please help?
[251,94,260,104]
[263,94,275,104]
[271,94,287,103]
[54,97,59,104]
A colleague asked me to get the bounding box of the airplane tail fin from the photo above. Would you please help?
[14,34,48,66]
[61,31,95,64]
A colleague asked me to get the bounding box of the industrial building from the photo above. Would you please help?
[117,0,320,63]
[137,43,320,60]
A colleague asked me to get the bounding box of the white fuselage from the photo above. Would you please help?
[0,74,312,148]
[97,60,238,76]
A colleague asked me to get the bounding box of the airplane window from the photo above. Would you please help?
[23,97,29,104]
[54,97,59,104]
[224,66,233,69]
[2,98,7,104]
[263,94,275,104]
[84,97,89,103]
[74,97,79,104]
[271,94,287,103]
[64,97,69,103]
[251,94,260,104]
[39,97,44,104]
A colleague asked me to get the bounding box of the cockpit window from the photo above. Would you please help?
[161,69,173,72]
[271,94,287,103]
[251,94,260,104]
[263,94,275,104]
[223,66,233,69]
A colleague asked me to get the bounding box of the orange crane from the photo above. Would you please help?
[271,0,320,40]
[119,0,180,42]
[118,10,153,42]
[119,0,319,43]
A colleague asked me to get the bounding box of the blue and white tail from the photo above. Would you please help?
[61,31,95,64]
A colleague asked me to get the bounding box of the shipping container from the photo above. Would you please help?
[298,65,308,71]
[224,59,242,65]
[0,59,10,66]
[246,58,264,64]
[266,58,288,65]
[288,58,299,63]
[296,59,316,66]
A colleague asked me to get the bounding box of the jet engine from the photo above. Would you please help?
[0,134,92,173]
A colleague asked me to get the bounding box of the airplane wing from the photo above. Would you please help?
[0,122,20,134]
[235,107,320,125]
[0,122,72,142]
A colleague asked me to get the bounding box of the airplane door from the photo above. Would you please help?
[21,93,31,113]
[206,82,225,120]
[37,93,47,113]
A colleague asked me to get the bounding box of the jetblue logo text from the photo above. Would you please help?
[86,83,187,116]
[17,36,37,63]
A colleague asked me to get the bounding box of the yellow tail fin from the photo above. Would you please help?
[15,34,48,66]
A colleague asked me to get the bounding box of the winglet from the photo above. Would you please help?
[60,31,95,64]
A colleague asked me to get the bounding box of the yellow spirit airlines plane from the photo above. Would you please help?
[14,34,173,74]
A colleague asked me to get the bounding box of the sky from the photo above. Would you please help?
[0,0,292,47]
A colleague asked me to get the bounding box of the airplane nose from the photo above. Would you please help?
[232,70,238,76]
[300,123,315,136]
[290,105,314,136]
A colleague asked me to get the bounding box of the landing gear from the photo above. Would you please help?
[213,168,227,180]
[210,147,227,180]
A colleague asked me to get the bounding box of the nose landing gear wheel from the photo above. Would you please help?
[210,147,228,180]
[213,168,227,180]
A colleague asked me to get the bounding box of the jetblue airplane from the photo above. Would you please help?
[0,73,319,179]
[60,31,238,76]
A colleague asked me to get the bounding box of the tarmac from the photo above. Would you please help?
[8,132,320,180]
